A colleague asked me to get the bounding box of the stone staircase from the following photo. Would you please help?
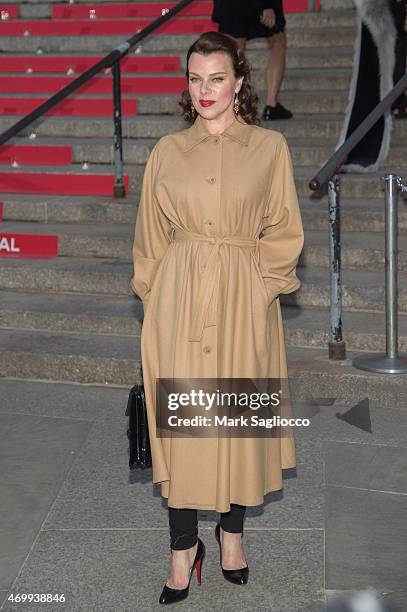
[1,0,407,402]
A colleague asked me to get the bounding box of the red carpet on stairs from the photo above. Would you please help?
[0,233,59,258]
[0,55,181,73]
[52,1,214,19]
[0,145,73,165]
[0,18,217,36]
[52,0,319,19]
[0,0,319,239]
[1,75,186,95]
[0,172,130,196]
[0,97,137,116]
[1,0,318,22]
[0,4,19,19]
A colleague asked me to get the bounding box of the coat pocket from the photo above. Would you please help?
[250,250,269,308]
[141,247,172,319]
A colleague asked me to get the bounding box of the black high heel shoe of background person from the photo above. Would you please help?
[159,538,205,605]
[214,523,249,585]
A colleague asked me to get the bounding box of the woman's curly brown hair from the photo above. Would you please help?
[179,31,260,126]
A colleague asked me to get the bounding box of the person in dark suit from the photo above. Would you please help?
[212,0,293,120]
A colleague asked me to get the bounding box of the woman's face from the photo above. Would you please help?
[188,51,243,121]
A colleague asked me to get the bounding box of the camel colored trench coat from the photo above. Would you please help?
[130,113,304,513]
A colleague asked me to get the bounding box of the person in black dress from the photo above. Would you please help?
[212,0,293,120]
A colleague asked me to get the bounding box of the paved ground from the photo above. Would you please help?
[0,378,406,611]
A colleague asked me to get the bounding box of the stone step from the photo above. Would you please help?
[262,47,354,69]
[0,289,143,336]
[0,290,405,356]
[321,0,355,10]
[6,135,407,169]
[283,305,407,353]
[287,345,407,408]
[0,256,134,295]
[0,193,136,224]
[0,89,350,116]
[2,67,353,94]
[0,256,406,313]
[2,47,355,72]
[295,170,407,200]
[0,220,133,258]
[3,192,407,229]
[1,163,405,199]
[292,266,407,313]
[17,112,405,143]
[2,221,407,268]
[301,229,407,271]
[0,28,356,54]
[282,141,407,170]
[301,198,407,233]
[255,67,353,95]
[1,327,406,409]
[0,172,407,222]
[7,114,407,142]
[0,327,140,385]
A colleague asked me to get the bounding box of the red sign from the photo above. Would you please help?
[0,233,58,258]
[0,202,3,222]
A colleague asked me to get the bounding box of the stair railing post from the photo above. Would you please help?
[353,173,407,373]
[112,58,126,198]
[328,175,346,360]
[386,173,399,360]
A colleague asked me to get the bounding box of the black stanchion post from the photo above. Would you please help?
[112,59,125,198]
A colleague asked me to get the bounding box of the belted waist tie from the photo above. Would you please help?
[172,229,260,342]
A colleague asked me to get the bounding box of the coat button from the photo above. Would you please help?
[207,177,216,184]
[214,137,220,144]
[204,219,215,226]
[203,345,212,354]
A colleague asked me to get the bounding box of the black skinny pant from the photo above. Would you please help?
[168,504,246,550]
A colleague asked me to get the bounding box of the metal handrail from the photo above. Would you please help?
[0,0,195,194]
[309,71,407,192]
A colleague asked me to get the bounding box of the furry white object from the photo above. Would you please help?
[334,0,396,173]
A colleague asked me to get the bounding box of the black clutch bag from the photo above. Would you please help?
[125,374,152,470]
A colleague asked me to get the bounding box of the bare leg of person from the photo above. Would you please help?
[166,508,199,589]
[234,37,247,53]
[266,31,286,106]
[166,543,199,589]
[262,31,292,119]
[219,527,247,569]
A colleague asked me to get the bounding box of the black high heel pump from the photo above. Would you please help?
[159,538,205,604]
[214,523,249,585]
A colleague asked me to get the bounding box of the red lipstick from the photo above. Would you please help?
[199,100,216,107]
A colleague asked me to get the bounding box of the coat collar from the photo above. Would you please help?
[183,113,252,151]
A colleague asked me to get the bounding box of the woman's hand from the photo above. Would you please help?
[259,8,276,29]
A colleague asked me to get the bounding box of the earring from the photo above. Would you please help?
[234,93,240,115]
[190,102,196,115]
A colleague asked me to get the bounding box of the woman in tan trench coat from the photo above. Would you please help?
[130,31,304,604]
